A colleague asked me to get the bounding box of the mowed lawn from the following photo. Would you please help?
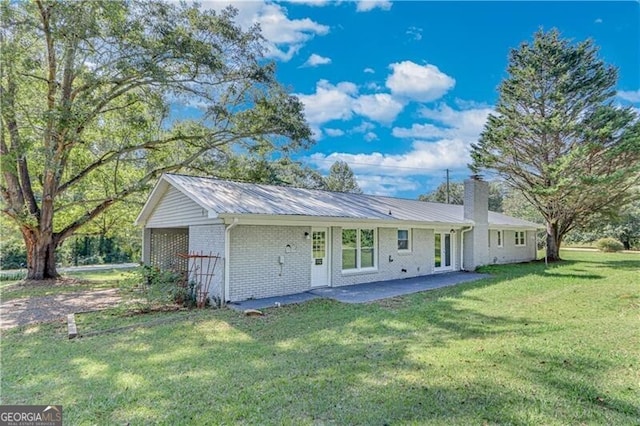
[1,251,638,425]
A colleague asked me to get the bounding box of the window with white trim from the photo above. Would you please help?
[397,229,411,252]
[497,230,503,248]
[515,231,526,246]
[342,228,376,271]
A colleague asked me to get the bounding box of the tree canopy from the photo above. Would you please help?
[324,161,362,193]
[0,0,312,279]
[221,154,327,190]
[470,29,640,260]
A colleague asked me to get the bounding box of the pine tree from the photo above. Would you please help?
[471,29,640,260]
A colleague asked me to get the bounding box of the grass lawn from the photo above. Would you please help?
[1,251,639,425]
[0,269,135,302]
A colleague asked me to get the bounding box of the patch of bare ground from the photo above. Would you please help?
[0,288,123,330]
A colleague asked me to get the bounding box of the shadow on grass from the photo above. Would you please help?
[509,349,640,421]
[542,272,603,280]
[1,302,549,424]
[2,254,639,424]
[572,259,640,272]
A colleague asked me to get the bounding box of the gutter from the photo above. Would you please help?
[223,217,239,306]
[217,212,470,229]
[459,226,473,271]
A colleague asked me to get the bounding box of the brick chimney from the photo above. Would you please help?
[463,177,489,270]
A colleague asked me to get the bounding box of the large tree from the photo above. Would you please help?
[471,29,640,261]
[324,161,362,193]
[0,1,311,279]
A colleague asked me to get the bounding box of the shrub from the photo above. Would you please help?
[121,265,192,311]
[595,237,624,253]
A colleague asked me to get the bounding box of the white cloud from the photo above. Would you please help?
[595,18,603,24]
[356,175,420,196]
[392,123,447,139]
[386,61,455,102]
[351,121,376,133]
[406,26,423,41]
[618,89,640,103]
[353,93,405,124]
[308,138,472,177]
[297,80,405,126]
[306,101,494,196]
[392,104,493,140]
[200,1,329,61]
[308,102,492,187]
[356,1,393,12]
[454,98,492,110]
[364,132,378,142]
[310,126,323,140]
[364,67,375,74]
[286,0,332,6]
[295,80,356,125]
[365,82,383,91]
[302,53,332,67]
[324,128,345,137]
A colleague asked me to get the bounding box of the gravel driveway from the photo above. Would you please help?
[0,289,123,330]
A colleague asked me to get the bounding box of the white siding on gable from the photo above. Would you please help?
[146,186,215,227]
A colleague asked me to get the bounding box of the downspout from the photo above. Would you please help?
[223,217,239,306]
[459,226,473,271]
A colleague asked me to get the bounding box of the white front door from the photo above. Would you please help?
[434,232,454,272]
[311,228,329,287]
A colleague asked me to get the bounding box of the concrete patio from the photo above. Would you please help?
[227,271,489,311]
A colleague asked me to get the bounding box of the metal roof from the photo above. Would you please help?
[138,173,541,229]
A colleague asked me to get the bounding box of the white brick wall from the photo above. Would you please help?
[488,230,537,264]
[221,223,533,302]
[228,225,312,302]
[188,225,225,301]
[330,227,437,287]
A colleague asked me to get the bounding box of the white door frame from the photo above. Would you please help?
[311,227,331,287]
[434,230,455,272]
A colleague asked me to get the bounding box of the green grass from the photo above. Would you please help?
[2,251,639,425]
[0,269,134,301]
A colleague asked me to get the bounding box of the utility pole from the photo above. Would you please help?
[445,169,450,204]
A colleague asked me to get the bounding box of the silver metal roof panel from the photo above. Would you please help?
[162,174,541,228]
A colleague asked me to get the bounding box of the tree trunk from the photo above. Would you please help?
[22,228,60,280]
[546,221,562,261]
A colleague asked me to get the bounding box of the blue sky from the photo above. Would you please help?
[203,1,640,198]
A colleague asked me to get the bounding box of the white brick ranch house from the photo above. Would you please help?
[135,174,542,304]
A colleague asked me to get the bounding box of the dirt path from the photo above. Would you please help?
[0,289,122,330]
